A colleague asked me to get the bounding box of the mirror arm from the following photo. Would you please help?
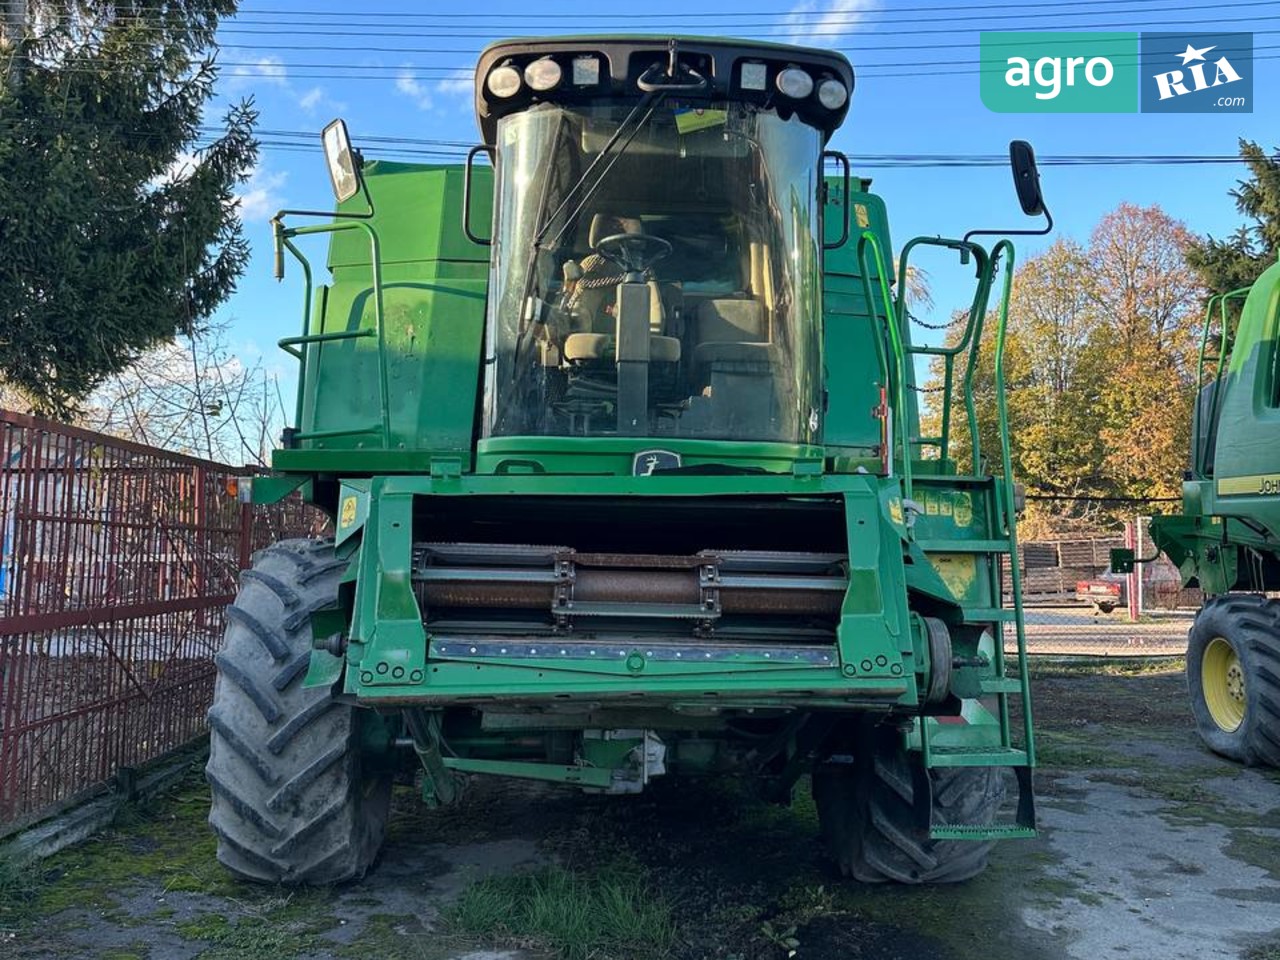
[962,204,1052,245]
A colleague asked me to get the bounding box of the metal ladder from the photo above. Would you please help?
[857,232,1036,839]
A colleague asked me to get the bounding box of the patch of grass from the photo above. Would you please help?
[1246,941,1280,960]
[100,948,149,960]
[1035,729,1137,769]
[331,912,463,960]
[175,911,316,960]
[0,853,43,922]
[1226,830,1280,881]
[1030,656,1185,679]
[447,864,675,960]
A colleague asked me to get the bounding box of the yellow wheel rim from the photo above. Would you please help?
[1202,637,1247,733]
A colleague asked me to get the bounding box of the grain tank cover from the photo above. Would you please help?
[474,36,854,143]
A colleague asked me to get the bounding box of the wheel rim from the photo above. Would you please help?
[1202,636,1246,732]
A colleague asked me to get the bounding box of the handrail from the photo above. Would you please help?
[274,216,392,447]
[1193,286,1251,478]
[895,236,998,470]
[856,229,911,495]
[989,237,1034,766]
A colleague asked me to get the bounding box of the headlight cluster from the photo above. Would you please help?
[775,65,847,108]
[484,55,848,111]
[486,55,600,98]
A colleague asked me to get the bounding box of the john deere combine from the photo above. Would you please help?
[209,36,1048,886]
[1115,261,1280,767]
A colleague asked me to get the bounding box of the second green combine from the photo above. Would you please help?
[1115,261,1280,768]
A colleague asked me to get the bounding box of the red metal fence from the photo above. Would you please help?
[0,411,328,834]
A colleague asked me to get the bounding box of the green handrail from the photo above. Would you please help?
[274,216,392,447]
[895,237,997,471]
[989,238,1034,766]
[856,229,912,496]
[1192,286,1251,478]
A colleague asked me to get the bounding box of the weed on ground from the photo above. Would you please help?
[447,863,675,960]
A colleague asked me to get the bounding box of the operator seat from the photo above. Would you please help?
[562,214,681,365]
[691,298,775,378]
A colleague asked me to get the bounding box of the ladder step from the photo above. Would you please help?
[930,824,1037,841]
[978,678,1023,694]
[961,607,1018,623]
[928,747,1029,768]
[916,539,1011,554]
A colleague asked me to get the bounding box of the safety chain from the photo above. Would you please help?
[907,309,967,331]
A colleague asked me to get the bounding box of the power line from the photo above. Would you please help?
[231,0,1186,19]
[176,11,1280,40]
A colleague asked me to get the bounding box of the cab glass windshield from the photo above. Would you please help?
[483,101,823,444]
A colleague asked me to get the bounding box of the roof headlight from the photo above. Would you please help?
[817,78,848,109]
[486,64,523,98]
[524,58,563,92]
[776,66,814,99]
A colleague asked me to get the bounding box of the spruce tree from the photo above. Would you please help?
[0,1,258,417]
[1186,139,1280,296]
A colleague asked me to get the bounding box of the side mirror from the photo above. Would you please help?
[321,119,362,203]
[1009,140,1044,217]
[962,139,1052,243]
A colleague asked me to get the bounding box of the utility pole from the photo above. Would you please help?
[2,0,27,91]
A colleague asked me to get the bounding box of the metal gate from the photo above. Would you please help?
[0,412,327,833]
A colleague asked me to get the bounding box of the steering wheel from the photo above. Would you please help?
[594,233,672,275]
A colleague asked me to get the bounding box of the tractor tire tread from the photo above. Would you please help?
[206,540,390,885]
[1187,594,1280,768]
[816,734,1005,885]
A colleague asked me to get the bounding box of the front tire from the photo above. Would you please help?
[206,539,392,884]
[1186,595,1280,767]
[814,728,1005,884]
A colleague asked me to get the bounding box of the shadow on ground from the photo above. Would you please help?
[2,668,1278,960]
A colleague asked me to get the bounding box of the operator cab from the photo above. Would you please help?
[471,38,853,445]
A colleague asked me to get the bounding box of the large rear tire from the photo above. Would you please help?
[814,729,1005,884]
[206,539,392,884]
[1186,595,1280,767]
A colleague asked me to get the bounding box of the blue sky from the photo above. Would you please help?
[208,0,1280,390]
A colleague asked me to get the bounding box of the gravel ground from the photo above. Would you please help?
[2,665,1278,960]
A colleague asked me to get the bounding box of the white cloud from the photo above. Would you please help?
[230,56,288,89]
[395,67,433,110]
[298,86,324,112]
[434,69,472,99]
[780,0,879,43]
[234,167,288,223]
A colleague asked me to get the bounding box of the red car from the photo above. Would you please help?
[1076,576,1125,614]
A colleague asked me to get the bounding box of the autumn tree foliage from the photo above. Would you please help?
[920,203,1203,535]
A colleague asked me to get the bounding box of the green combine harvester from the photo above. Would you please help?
[1115,260,1280,768]
[209,36,1050,886]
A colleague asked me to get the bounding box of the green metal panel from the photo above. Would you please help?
[279,163,493,466]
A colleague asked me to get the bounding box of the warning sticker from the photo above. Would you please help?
[340,496,358,528]
[674,107,728,133]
